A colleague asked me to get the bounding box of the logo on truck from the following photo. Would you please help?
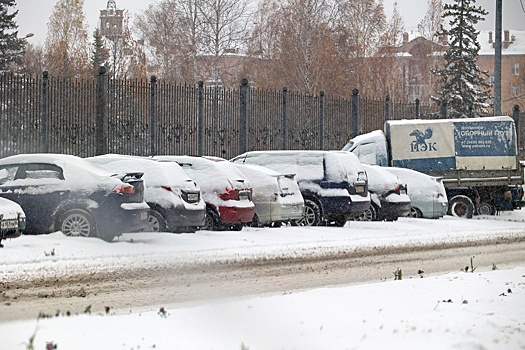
[409,128,437,152]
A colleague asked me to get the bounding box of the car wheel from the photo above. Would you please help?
[477,202,495,216]
[408,207,423,218]
[250,214,260,228]
[448,195,474,219]
[298,199,322,226]
[202,207,220,231]
[146,209,167,232]
[231,223,244,231]
[354,205,377,222]
[60,209,95,238]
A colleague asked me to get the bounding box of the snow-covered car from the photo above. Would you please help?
[155,155,255,231]
[355,164,411,221]
[230,150,370,226]
[0,197,26,247]
[233,163,305,227]
[86,155,206,233]
[0,154,150,241]
[384,167,448,219]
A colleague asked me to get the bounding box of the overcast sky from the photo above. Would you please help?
[15,0,525,46]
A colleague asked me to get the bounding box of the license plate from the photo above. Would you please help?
[239,193,249,201]
[400,189,407,195]
[356,185,365,194]
[1,220,18,229]
[187,193,199,202]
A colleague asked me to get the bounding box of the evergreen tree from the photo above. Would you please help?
[0,0,25,71]
[91,28,108,74]
[432,0,491,116]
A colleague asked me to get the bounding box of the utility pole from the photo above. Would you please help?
[494,0,502,116]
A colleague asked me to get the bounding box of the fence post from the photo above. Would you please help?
[41,71,49,153]
[319,91,324,149]
[197,81,204,156]
[352,88,360,137]
[150,75,157,156]
[239,78,249,154]
[440,99,447,119]
[282,87,288,150]
[415,98,420,119]
[95,66,108,155]
[513,105,521,157]
[385,95,390,121]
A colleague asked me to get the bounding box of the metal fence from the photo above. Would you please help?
[1,71,522,160]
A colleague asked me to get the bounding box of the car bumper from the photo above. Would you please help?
[379,201,412,220]
[218,205,255,224]
[96,202,150,234]
[166,206,206,229]
[321,195,371,220]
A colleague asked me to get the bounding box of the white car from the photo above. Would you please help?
[234,163,305,227]
[384,167,448,219]
[86,155,206,233]
[0,197,26,247]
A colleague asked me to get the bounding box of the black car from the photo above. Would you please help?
[0,154,150,241]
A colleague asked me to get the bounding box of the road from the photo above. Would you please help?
[1,236,524,322]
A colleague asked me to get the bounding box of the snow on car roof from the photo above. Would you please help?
[384,167,446,199]
[0,153,123,191]
[155,155,250,191]
[362,164,401,192]
[86,155,194,188]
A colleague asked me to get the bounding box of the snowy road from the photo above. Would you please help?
[2,213,525,322]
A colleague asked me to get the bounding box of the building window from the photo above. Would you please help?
[511,63,520,76]
[511,84,520,97]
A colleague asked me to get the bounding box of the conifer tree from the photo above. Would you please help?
[0,0,25,71]
[432,0,491,116]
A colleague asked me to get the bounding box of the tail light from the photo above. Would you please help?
[220,188,252,201]
[161,185,173,192]
[113,183,135,194]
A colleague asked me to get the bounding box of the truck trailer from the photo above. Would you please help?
[342,116,524,218]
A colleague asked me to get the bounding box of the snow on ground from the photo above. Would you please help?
[2,210,525,349]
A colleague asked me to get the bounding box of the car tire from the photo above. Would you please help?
[408,207,423,218]
[448,195,474,219]
[202,207,220,231]
[354,205,377,222]
[298,199,322,226]
[59,209,96,238]
[146,209,167,232]
[250,214,260,228]
[477,202,495,216]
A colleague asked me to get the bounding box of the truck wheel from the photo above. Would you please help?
[477,202,495,216]
[298,199,322,226]
[448,196,474,219]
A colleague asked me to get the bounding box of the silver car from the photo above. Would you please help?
[234,164,305,227]
[384,167,448,219]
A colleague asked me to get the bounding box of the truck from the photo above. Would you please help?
[342,116,524,218]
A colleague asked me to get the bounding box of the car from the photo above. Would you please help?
[86,155,206,233]
[155,155,255,231]
[355,164,411,221]
[383,167,448,219]
[233,163,305,227]
[0,154,150,241]
[0,197,26,247]
[230,150,370,226]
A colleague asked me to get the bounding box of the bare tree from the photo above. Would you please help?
[44,0,91,78]
[135,0,202,82]
[197,0,252,86]
[332,0,387,95]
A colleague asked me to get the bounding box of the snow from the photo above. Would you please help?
[2,210,525,349]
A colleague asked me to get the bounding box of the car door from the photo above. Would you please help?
[0,163,68,234]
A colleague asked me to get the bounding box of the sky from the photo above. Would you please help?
[14,0,525,46]
[2,211,525,349]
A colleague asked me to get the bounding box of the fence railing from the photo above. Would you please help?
[1,71,522,160]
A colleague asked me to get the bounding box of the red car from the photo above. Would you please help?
[155,155,255,231]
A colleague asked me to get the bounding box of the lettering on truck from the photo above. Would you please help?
[409,128,437,153]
